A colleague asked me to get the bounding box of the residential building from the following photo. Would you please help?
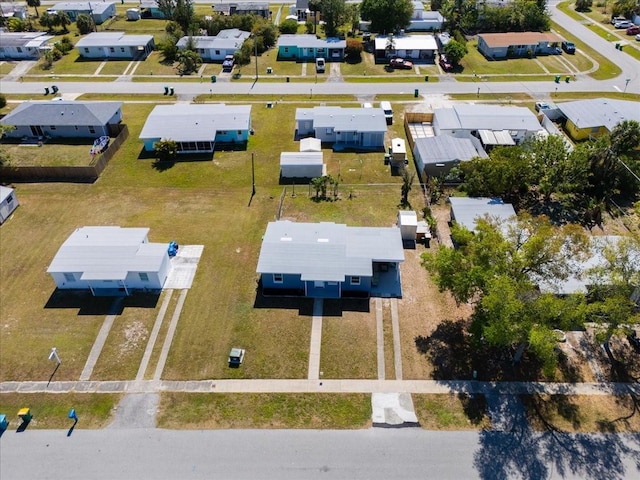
[413,135,487,178]
[449,197,516,233]
[374,34,438,61]
[139,0,166,19]
[75,32,155,59]
[48,226,171,295]
[0,32,54,60]
[0,186,19,224]
[0,100,123,139]
[139,104,252,153]
[48,2,116,24]
[256,221,405,298]
[0,2,28,20]
[295,106,387,150]
[407,1,444,31]
[176,29,250,62]
[555,98,640,141]
[277,34,346,61]
[477,32,563,59]
[213,1,270,18]
[280,152,325,179]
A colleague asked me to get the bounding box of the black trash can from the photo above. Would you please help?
[424,75,429,82]
[211,75,216,83]
[414,89,419,98]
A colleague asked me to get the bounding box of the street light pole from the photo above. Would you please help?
[624,78,631,93]
[251,153,256,196]
[254,35,258,81]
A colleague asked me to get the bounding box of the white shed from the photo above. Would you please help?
[389,138,407,167]
[397,210,418,242]
[0,186,19,224]
[300,137,322,152]
[280,152,325,179]
[126,8,140,20]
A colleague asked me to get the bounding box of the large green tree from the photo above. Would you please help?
[360,0,413,34]
[27,0,41,17]
[320,0,346,38]
[443,39,467,65]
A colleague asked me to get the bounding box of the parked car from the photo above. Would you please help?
[611,16,627,25]
[389,57,413,69]
[222,55,234,72]
[439,54,453,71]
[637,34,640,41]
[626,26,640,35]
[315,57,325,73]
[535,101,550,112]
[614,20,633,29]
[561,41,576,54]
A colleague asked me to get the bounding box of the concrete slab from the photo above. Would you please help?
[164,245,204,289]
[371,392,419,428]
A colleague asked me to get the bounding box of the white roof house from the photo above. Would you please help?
[256,221,404,298]
[139,104,252,153]
[280,152,325,179]
[449,197,516,233]
[0,32,54,59]
[413,135,487,178]
[47,226,171,295]
[556,98,640,136]
[300,137,322,152]
[374,34,438,59]
[0,186,19,224]
[49,2,116,23]
[75,32,155,59]
[176,29,250,61]
[433,104,544,145]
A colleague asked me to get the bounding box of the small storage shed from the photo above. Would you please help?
[0,186,19,224]
[389,138,407,168]
[300,137,322,152]
[280,152,325,179]
[397,210,418,244]
[126,8,140,20]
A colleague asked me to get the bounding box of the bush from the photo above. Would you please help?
[55,36,73,54]
[76,13,94,35]
[345,38,363,62]
[0,94,7,110]
[278,18,298,35]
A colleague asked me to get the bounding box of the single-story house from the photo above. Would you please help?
[407,2,445,31]
[277,34,346,61]
[293,0,320,22]
[0,100,123,139]
[432,104,544,146]
[48,226,171,295]
[176,29,250,62]
[139,0,166,19]
[374,34,438,61]
[0,2,28,20]
[280,152,325,179]
[538,236,640,295]
[139,104,252,153]
[75,32,155,59]
[0,186,19,224]
[300,137,321,152]
[555,98,640,141]
[413,135,487,178]
[0,32,54,60]
[213,2,270,18]
[477,31,563,59]
[295,107,387,150]
[449,196,516,233]
[256,221,405,298]
[48,2,116,24]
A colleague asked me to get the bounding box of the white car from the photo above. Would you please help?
[535,101,550,112]
[636,34,640,41]
[614,20,633,29]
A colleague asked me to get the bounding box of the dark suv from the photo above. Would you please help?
[561,41,576,54]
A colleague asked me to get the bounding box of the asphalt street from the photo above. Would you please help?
[1,428,640,480]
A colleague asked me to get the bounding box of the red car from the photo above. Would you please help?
[439,54,453,71]
[626,26,640,35]
[389,57,414,69]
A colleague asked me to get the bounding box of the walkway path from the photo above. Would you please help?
[307,298,323,380]
[79,298,123,381]
[135,290,174,381]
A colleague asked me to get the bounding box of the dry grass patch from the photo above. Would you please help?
[413,393,490,430]
[2,140,98,167]
[157,393,372,429]
[524,394,640,433]
[0,393,119,429]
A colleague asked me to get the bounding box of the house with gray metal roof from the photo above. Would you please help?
[0,2,28,20]
[280,151,325,179]
[277,34,346,61]
[433,104,544,147]
[48,2,116,24]
[213,1,270,18]
[0,100,123,139]
[139,104,252,153]
[413,135,487,179]
[0,32,54,60]
[555,98,640,141]
[0,186,19,224]
[295,107,387,150]
[176,29,250,62]
[48,226,171,295]
[449,196,516,233]
[75,32,155,59]
[256,221,405,298]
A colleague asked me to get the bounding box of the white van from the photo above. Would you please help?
[380,101,393,125]
[315,58,325,73]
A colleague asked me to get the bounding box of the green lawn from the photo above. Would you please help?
[31,49,102,76]
[2,140,98,167]
[98,60,132,76]
[0,61,17,75]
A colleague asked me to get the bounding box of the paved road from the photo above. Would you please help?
[1,428,639,480]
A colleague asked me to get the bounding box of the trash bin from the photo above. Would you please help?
[211,75,216,83]
[414,89,419,98]
[51,85,58,94]
[169,87,174,96]
[44,87,50,95]
[163,86,169,95]
[267,67,272,74]
[615,43,620,50]
[0,414,8,432]
[68,408,77,420]
[286,76,290,83]
[565,76,570,83]
[17,408,32,422]
[619,44,624,51]
[424,75,429,82]
[554,75,560,84]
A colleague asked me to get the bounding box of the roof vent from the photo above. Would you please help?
[317,238,329,243]
[280,237,292,242]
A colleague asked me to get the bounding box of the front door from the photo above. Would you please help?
[30,125,44,136]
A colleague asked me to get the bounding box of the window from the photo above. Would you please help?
[110,47,115,52]
[84,48,89,53]
[89,126,96,134]
[215,50,220,55]
[591,126,600,134]
[326,128,332,134]
[64,273,75,282]
[273,273,283,283]
[406,50,413,55]
[351,276,360,285]
[237,130,241,135]
[139,272,149,282]
[121,48,125,53]
[284,47,289,53]
[6,194,13,203]
[50,126,56,130]
[17,47,22,53]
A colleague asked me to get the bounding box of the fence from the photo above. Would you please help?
[403,111,434,154]
[0,124,129,183]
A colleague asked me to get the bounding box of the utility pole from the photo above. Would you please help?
[254,35,258,81]
[251,153,256,195]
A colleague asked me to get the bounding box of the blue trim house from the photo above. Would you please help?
[139,104,252,153]
[256,221,404,299]
[75,32,155,60]
[48,2,116,24]
[176,29,250,62]
[0,32,54,60]
[277,34,346,61]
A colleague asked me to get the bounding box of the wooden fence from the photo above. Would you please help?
[0,124,129,183]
